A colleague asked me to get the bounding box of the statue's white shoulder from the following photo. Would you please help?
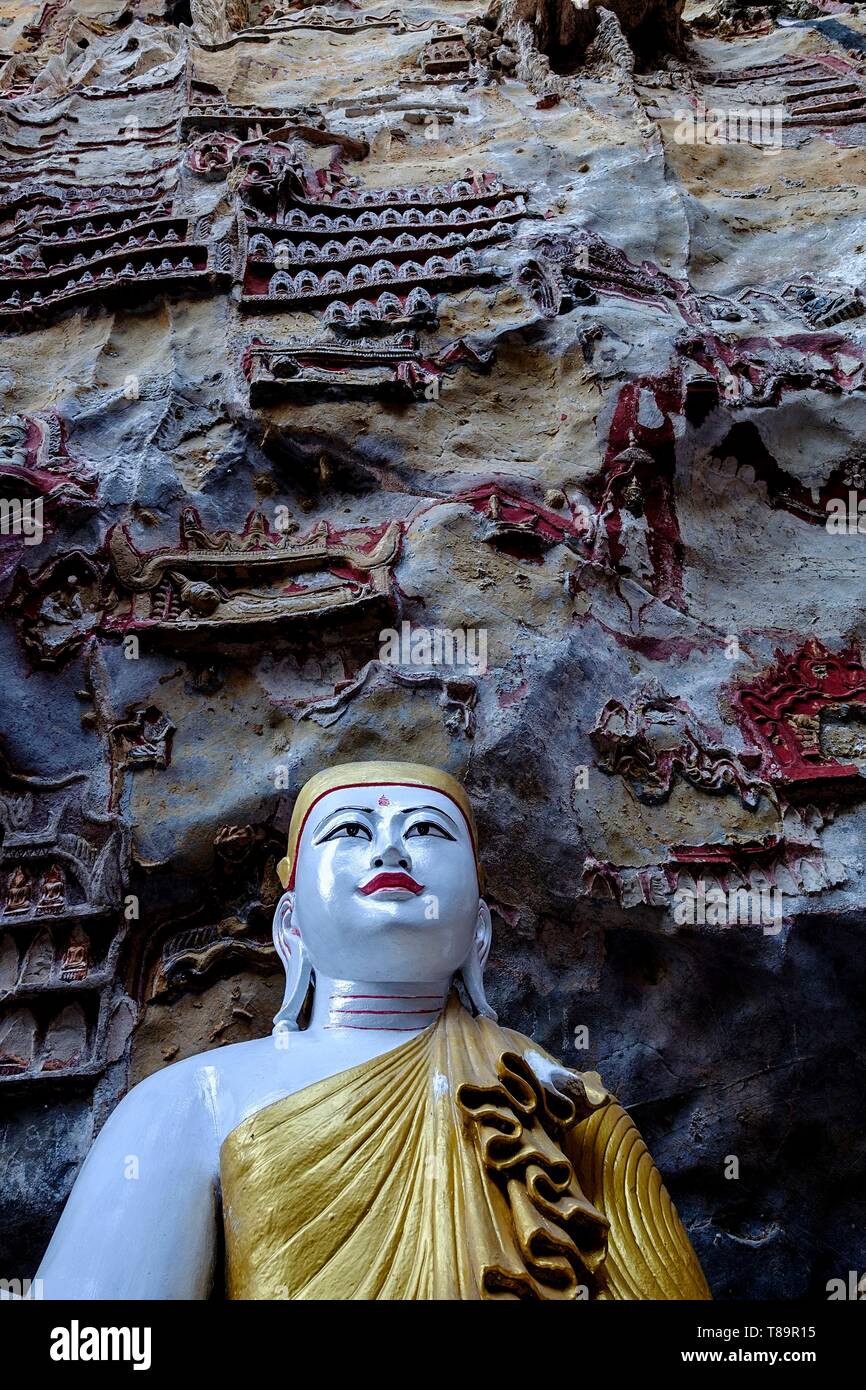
[118,1034,282,1146]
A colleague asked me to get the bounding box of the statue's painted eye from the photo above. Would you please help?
[322,821,372,841]
[406,821,453,840]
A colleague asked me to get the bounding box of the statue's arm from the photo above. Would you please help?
[566,1097,712,1301]
[36,1064,219,1300]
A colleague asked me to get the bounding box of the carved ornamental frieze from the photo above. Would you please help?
[11,507,402,664]
[592,682,774,810]
[193,3,434,47]
[105,508,401,635]
[244,333,492,400]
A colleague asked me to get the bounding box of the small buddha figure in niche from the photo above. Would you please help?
[60,939,89,983]
[36,864,65,916]
[37,762,710,1300]
[4,866,32,917]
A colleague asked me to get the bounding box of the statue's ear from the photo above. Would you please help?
[476,898,493,967]
[272,891,313,1032]
[273,892,295,970]
[460,899,496,1021]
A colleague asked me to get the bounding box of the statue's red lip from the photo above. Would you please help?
[359,872,424,895]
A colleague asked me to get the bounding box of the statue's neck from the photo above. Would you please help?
[308,975,452,1033]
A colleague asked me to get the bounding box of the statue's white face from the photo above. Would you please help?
[289,783,481,982]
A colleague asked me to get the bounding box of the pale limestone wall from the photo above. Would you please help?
[0,0,864,1296]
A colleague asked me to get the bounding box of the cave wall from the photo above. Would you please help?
[0,0,865,1298]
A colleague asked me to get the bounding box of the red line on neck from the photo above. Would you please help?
[324,1024,430,1031]
[331,1007,442,1016]
[332,994,445,1002]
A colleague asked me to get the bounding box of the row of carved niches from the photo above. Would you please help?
[182,96,327,139]
[703,53,866,129]
[0,759,127,923]
[0,998,97,1082]
[10,506,403,665]
[0,754,131,1085]
[420,33,472,77]
[0,980,136,1085]
[1,918,117,996]
[239,174,529,318]
[0,193,232,327]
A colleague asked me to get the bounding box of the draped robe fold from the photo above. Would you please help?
[220,996,711,1301]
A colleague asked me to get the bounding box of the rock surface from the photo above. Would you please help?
[0,0,865,1298]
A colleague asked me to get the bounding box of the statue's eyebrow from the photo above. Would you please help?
[313,806,373,837]
[402,805,460,832]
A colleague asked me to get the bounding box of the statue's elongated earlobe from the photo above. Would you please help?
[460,900,497,1021]
[272,892,314,1032]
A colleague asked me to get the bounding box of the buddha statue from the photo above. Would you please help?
[4,866,32,917]
[36,863,66,916]
[36,761,710,1300]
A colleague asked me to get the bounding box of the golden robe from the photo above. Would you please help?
[220,997,711,1300]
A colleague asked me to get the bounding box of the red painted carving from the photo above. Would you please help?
[0,413,96,504]
[592,381,685,607]
[11,507,404,663]
[679,329,866,408]
[732,640,866,787]
[455,483,591,554]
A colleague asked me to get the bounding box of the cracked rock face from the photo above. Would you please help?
[0,0,865,1300]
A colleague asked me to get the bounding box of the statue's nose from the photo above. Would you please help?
[373,842,411,871]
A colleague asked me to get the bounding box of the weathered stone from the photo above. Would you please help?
[0,0,865,1302]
